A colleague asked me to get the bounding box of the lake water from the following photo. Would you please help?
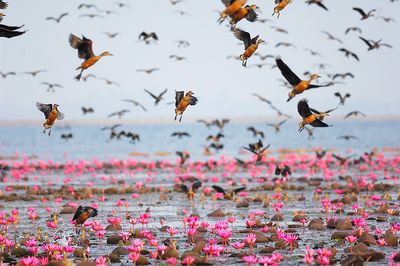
[1,120,399,161]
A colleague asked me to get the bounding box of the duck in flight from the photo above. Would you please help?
[233,28,264,67]
[275,58,330,102]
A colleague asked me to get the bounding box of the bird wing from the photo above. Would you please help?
[246,8,258,22]
[247,127,256,133]
[278,120,286,126]
[36,102,52,119]
[212,185,225,194]
[69,34,94,60]
[191,181,202,192]
[57,111,65,120]
[233,28,251,50]
[353,7,366,17]
[144,89,158,100]
[159,88,168,98]
[175,91,184,107]
[309,107,321,114]
[221,0,235,7]
[150,32,158,40]
[275,58,302,86]
[180,184,189,193]
[310,119,329,127]
[334,92,341,98]
[189,96,198,106]
[72,206,83,221]
[243,147,257,155]
[351,52,359,61]
[297,99,313,118]
[317,2,328,11]
[233,187,246,194]
[0,1,8,9]
[359,36,373,49]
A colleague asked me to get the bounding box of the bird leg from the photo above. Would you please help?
[75,70,84,81]
[298,122,305,132]
[179,115,183,122]
[43,128,46,134]
[48,128,52,136]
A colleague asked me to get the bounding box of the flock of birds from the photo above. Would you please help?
[1,0,397,163]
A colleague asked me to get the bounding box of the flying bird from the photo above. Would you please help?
[297,99,330,132]
[77,4,98,10]
[344,111,366,119]
[46,13,68,23]
[0,1,8,9]
[212,185,246,200]
[81,106,94,114]
[136,68,159,74]
[229,4,259,28]
[108,109,130,119]
[174,40,190,47]
[247,127,265,139]
[338,48,359,61]
[233,28,264,67]
[171,132,191,139]
[275,58,330,102]
[138,32,158,44]
[243,140,270,165]
[101,124,121,131]
[377,16,396,23]
[217,0,247,24]
[266,120,286,134]
[252,93,272,105]
[0,71,16,78]
[79,14,104,19]
[322,31,342,43]
[211,119,230,131]
[179,181,202,200]
[61,133,73,140]
[169,55,187,61]
[41,82,62,92]
[332,72,354,80]
[359,37,393,51]
[36,102,65,136]
[176,151,190,165]
[306,0,328,11]
[197,119,213,128]
[102,32,121,38]
[353,7,376,20]
[334,92,351,106]
[174,90,198,122]
[207,133,225,142]
[345,27,362,35]
[275,165,292,177]
[21,70,46,76]
[272,0,293,18]
[338,135,358,141]
[123,99,147,112]
[69,34,113,81]
[144,89,168,105]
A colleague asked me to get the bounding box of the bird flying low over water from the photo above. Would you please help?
[233,28,264,67]
[212,185,246,200]
[266,120,286,134]
[275,58,330,102]
[69,34,113,81]
[344,111,366,119]
[72,206,98,225]
[243,139,270,165]
[297,99,331,132]
[174,91,198,122]
[171,132,191,139]
[36,102,65,136]
[179,181,202,200]
[272,0,292,18]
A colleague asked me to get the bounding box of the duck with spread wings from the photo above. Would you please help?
[174,91,198,122]
[36,102,65,136]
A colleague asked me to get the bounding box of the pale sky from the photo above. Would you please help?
[1,0,399,124]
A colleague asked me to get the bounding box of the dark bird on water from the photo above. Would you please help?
[212,185,246,200]
[179,181,202,200]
